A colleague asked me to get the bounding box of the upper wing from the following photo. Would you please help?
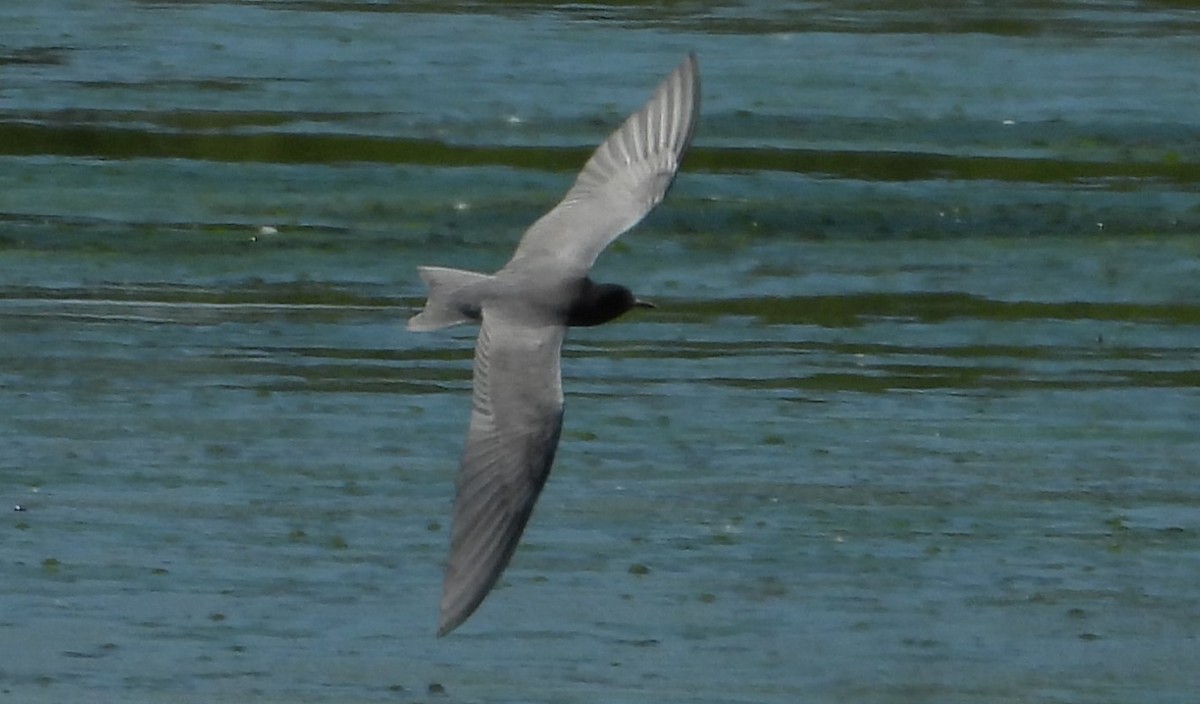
[438,311,567,636]
[507,53,700,276]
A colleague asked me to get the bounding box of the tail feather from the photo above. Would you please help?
[407,266,491,332]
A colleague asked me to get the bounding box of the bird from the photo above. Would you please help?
[408,53,700,637]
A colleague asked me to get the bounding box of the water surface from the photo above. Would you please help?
[3,2,1199,702]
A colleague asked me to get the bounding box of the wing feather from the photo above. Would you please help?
[508,53,700,275]
[438,312,567,636]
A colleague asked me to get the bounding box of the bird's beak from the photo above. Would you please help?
[633,299,656,309]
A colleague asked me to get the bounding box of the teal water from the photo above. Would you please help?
[3,2,1200,702]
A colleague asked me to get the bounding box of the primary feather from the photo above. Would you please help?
[508,53,700,275]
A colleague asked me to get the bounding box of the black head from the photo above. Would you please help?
[566,281,653,327]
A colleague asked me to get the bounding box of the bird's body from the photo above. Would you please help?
[408,54,700,636]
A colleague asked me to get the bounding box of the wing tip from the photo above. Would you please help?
[436,566,494,637]
[437,583,477,637]
[675,51,700,99]
[683,51,699,77]
[436,611,463,638]
[678,51,701,137]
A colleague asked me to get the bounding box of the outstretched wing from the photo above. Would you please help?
[508,53,700,275]
[438,311,567,636]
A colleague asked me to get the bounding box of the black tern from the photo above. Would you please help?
[409,54,700,636]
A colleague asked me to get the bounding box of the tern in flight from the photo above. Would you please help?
[408,54,700,636]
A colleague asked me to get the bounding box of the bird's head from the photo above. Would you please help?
[567,282,653,327]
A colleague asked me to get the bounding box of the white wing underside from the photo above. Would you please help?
[508,53,700,275]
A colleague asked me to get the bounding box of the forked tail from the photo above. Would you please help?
[407,266,491,331]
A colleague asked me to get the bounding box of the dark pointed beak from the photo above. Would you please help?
[633,299,656,309]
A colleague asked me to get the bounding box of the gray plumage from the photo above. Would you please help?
[408,54,700,636]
